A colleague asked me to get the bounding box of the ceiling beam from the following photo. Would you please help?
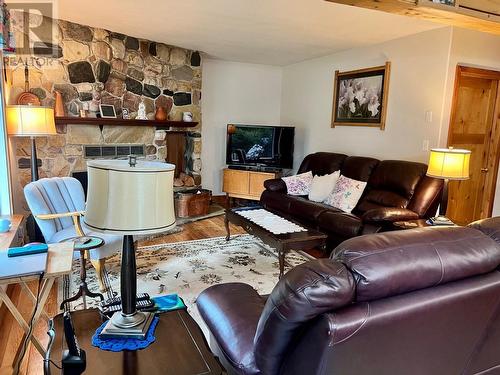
[325,0,500,35]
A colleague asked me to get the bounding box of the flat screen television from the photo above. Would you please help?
[226,124,294,169]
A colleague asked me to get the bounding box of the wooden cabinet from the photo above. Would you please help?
[223,168,279,201]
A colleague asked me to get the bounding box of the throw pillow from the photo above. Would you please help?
[282,171,313,196]
[324,175,367,213]
[308,171,340,202]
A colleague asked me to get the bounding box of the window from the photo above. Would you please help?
[0,80,11,216]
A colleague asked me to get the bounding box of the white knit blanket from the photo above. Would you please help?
[236,209,307,235]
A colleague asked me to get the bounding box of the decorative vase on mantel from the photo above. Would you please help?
[54,91,65,117]
[154,106,168,121]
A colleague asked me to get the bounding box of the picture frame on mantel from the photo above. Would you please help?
[331,62,391,130]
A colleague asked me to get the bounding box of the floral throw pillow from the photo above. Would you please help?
[324,175,367,213]
[282,171,313,196]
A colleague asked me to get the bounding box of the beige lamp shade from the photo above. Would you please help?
[84,160,176,235]
[6,105,56,136]
[426,148,471,180]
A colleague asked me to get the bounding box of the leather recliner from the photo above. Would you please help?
[261,152,443,249]
[197,217,500,375]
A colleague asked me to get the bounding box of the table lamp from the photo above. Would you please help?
[84,157,176,338]
[426,147,470,224]
[6,105,56,181]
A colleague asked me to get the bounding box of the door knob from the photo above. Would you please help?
[481,168,488,173]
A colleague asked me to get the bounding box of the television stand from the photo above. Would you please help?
[223,167,281,201]
[227,165,282,173]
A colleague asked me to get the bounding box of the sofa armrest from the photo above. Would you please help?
[197,283,265,371]
[361,207,419,223]
[264,178,287,193]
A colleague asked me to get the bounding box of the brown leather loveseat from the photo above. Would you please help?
[197,217,500,375]
[261,152,443,249]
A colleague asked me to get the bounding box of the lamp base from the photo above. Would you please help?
[99,311,154,339]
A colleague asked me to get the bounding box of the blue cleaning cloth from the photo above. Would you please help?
[91,316,159,352]
[152,294,186,312]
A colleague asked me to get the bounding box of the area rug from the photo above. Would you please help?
[58,234,311,335]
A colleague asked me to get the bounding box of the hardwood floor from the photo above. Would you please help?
[0,216,245,374]
[0,214,325,374]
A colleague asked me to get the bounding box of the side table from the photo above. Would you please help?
[392,219,431,230]
[46,309,223,374]
[393,219,457,230]
[60,236,105,310]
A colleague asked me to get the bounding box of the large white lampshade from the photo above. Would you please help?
[84,159,176,235]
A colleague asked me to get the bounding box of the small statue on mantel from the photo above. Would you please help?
[137,98,147,120]
[89,82,104,116]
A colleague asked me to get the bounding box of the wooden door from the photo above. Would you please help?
[447,66,500,225]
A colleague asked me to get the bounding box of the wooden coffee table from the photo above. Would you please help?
[46,309,222,374]
[225,207,327,278]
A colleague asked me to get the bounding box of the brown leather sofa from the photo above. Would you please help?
[261,152,444,249]
[197,217,500,375]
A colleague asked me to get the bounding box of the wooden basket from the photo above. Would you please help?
[175,189,211,218]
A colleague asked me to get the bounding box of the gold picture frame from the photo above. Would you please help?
[331,62,391,130]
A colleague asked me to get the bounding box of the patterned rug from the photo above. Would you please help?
[58,234,311,335]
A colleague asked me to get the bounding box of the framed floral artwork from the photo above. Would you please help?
[331,62,391,130]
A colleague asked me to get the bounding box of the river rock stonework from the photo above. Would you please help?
[7,12,202,213]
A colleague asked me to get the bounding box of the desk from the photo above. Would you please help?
[48,309,223,374]
[0,242,73,373]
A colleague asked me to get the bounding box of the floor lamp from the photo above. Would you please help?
[426,147,471,224]
[84,157,176,339]
[6,105,57,182]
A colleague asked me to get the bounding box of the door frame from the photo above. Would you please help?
[447,65,500,219]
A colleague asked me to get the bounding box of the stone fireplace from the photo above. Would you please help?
[6,11,203,214]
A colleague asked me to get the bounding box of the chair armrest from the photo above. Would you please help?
[36,211,86,236]
[264,178,287,193]
[35,211,85,220]
[361,207,419,223]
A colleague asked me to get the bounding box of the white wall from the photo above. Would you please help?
[442,28,500,216]
[280,27,454,168]
[201,59,282,194]
[202,27,500,217]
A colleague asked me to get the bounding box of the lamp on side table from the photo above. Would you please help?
[84,157,176,339]
[426,147,470,225]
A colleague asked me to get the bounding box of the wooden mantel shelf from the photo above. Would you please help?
[54,116,199,129]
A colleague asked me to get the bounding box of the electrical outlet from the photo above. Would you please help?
[422,139,429,151]
[425,111,433,123]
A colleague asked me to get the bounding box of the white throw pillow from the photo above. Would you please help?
[308,171,340,202]
[324,175,367,213]
[282,171,313,196]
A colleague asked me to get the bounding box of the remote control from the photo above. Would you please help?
[101,293,150,307]
[99,298,155,317]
